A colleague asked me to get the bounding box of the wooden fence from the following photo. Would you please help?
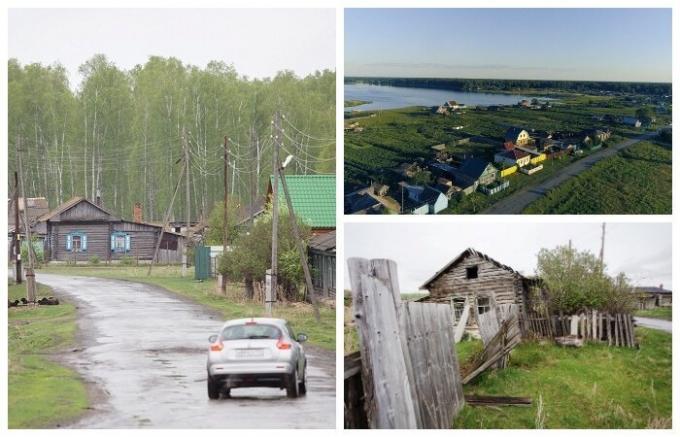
[347,258,465,429]
[525,309,637,348]
[476,304,520,369]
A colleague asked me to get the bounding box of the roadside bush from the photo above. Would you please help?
[120,255,135,266]
[88,255,100,265]
[536,244,636,314]
[21,238,44,265]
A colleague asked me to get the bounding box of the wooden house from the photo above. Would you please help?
[8,197,49,239]
[38,197,183,263]
[308,230,336,299]
[494,149,531,168]
[419,248,535,335]
[634,285,672,309]
[504,127,530,146]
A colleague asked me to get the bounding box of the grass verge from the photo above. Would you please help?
[8,282,88,428]
[454,328,671,428]
[635,307,672,321]
[39,265,335,351]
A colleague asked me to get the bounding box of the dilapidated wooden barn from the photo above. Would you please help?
[419,248,539,335]
[38,197,183,263]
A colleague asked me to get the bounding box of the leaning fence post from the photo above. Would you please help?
[348,258,418,429]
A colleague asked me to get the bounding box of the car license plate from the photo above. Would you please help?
[236,349,265,358]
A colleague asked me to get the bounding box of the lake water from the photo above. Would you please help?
[345,83,536,111]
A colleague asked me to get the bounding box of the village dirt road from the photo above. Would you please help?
[36,273,336,429]
[634,316,672,333]
[482,130,661,214]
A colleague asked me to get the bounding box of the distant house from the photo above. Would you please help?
[345,191,381,215]
[268,174,336,233]
[634,285,672,309]
[582,128,612,143]
[398,183,448,214]
[372,182,390,197]
[308,231,336,298]
[495,149,531,168]
[8,197,49,239]
[621,116,642,128]
[445,100,464,110]
[504,127,531,146]
[430,158,498,195]
[39,196,184,263]
[394,162,422,178]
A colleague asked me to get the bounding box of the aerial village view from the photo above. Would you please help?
[344,9,672,214]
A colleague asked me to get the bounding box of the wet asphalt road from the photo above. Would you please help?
[37,273,336,429]
[635,316,672,333]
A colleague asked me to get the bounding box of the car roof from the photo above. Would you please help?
[221,317,288,329]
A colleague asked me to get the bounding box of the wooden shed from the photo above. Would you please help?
[309,230,336,299]
[38,196,183,263]
[419,248,533,335]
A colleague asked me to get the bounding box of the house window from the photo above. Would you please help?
[466,266,479,279]
[111,232,131,253]
[477,297,491,315]
[452,298,466,319]
[66,232,87,252]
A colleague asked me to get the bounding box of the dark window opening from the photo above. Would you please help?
[72,235,82,252]
[477,297,491,315]
[453,298,466,319]
[466,266,479,279]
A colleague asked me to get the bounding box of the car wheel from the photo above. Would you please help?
[286,369,299,398]
[298,365,307,395]
[207,377,220,400]
[223,388,231,398]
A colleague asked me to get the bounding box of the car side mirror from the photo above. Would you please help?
[297,333,308,343]
[209,334,218,343]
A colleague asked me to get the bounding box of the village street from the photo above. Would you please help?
[635,316,672,333]
[482,129,663,214]
[36,273,336,429]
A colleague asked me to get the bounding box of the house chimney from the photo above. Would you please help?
[133,202,143,223]
[95,189,102,207]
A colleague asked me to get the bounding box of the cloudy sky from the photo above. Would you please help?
[346,8,671,82]
[9,8,335,88]
[344,222,672,292]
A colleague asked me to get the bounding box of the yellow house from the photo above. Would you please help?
[504,127,531,146]
[495,149,531,168]
[500,165,517,177]
[530,153,546,165]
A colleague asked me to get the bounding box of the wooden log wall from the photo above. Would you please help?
[347,258,465,429]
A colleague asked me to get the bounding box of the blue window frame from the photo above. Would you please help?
[111,232,131,253]
[66,231,87,252]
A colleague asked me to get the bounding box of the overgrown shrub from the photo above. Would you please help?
[88,255,100,265]
[536,244,636,314]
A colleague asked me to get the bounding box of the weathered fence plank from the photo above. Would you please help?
[348,258,418,429]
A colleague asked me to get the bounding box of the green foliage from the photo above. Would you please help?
[525,141,671,214]
[204,200,242,246]
[635,307,672,321]
[20,238,44,265]
[119,255,135,266]
[536,245,636,314]
[9,57,335,222]
[636,106,656,125]
[454,329,671,429]
[88,255,100,265]
[218,207,311,300]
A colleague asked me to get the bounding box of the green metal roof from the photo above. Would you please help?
[270,174,335,228]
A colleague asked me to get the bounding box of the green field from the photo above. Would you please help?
[635,307,672,321]
[39,265,335,350]
[524,141,671,214]
[344,91,670,214]
[454,328,671,428]
[8,282,88,428]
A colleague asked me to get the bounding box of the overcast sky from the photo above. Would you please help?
[9,8,335,89]
[346,8,671,82]
[345,222,672,292]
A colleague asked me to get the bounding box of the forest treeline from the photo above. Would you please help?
[9,56,335,222]
[345,76,671,96]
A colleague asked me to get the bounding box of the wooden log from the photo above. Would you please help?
[555,335,584,347]
[454,299,471,343]
[465,394,532,407]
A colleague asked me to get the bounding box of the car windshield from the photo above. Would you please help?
[221,323,281,341]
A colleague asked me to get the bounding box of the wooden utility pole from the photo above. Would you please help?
[181,127,190,277]
[599,223,606,274]
[13,171,22,284]
[220,136,229,293]
[269,112,281,315]
[16,137,36,302]
[278,163,321,322]
[250,127,257,228]
[148,161,186,276]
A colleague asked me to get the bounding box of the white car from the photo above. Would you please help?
[206,317,308,399]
